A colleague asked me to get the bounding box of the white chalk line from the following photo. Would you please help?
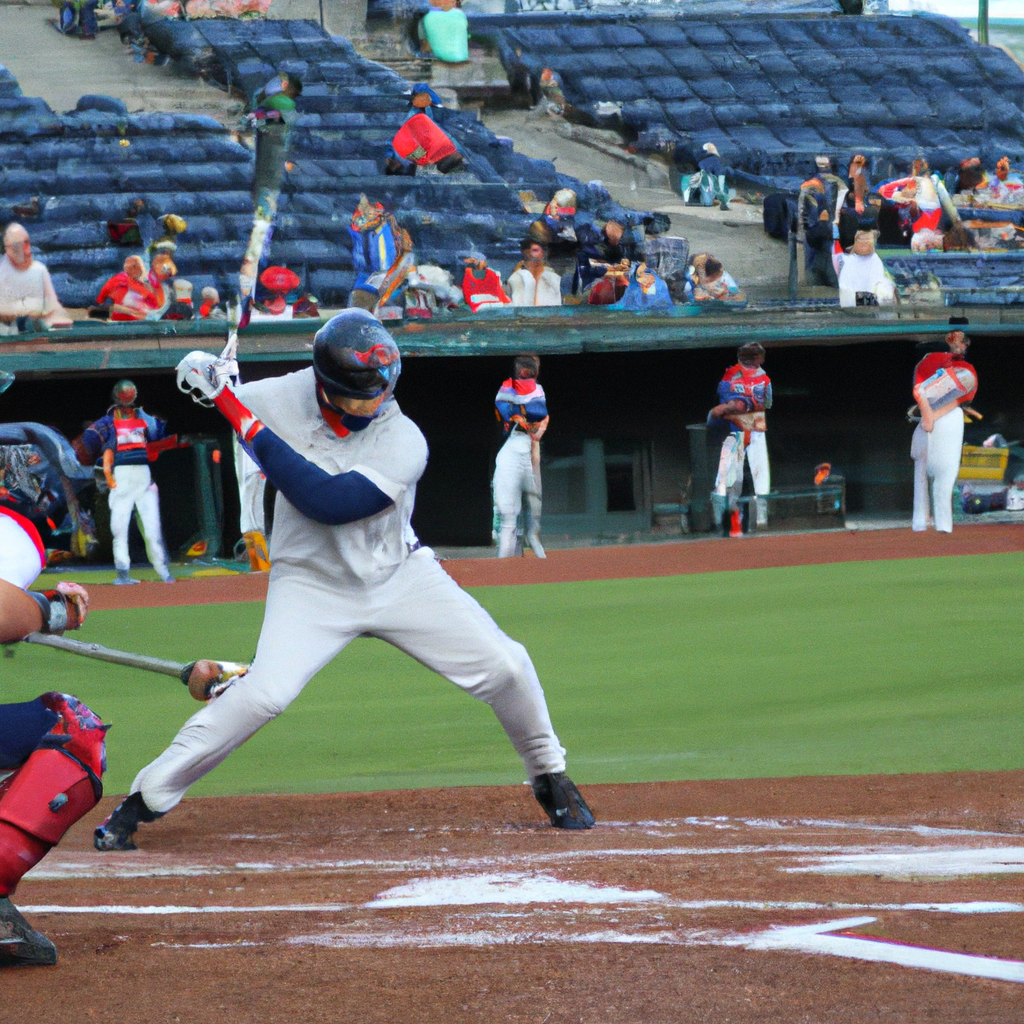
[740,916,1024,985]
[32,841,1024,882]
[19,899,1024,917]
[785,847,1024,877]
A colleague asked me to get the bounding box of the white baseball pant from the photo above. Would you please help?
[0,516,43,589]
[108,464,170,574]
[494,431,544,558]
[911,411,963,534]
[130,547,568,813]
[714,431,770,525]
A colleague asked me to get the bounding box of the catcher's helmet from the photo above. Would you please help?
[112,379,137,406]
[312,310,401,401]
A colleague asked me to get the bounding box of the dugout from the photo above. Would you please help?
[3,310,1022,551]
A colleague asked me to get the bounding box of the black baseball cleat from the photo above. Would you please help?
[0,897,58,967]
[93,791,162,851]
[531,772,596,830]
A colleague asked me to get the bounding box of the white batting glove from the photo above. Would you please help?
[176,350,234,407]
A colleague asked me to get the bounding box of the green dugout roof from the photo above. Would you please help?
[2,306,1022,375]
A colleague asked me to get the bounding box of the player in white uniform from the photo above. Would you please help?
[493,355,548,558]
[94,311,594,850]
[709,343,772,531]
[101,380,174,585]
[910,320,978,534]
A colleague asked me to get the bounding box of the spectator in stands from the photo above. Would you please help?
[199,286,226,319]
[831,227,895,307]
[955,157,987,194]
[58,0,98,39]
[347,195,415,313]
[418,0,469,63]
[573,220,632,299]
[607,262,673,310]
[799,179,837,287]
[847,154,869,217]
[461,252,511,312]
[683,143,734,211]
[508,240,562,307]
[530,189,578,257]
[94,255,158,321]
[878,159,941,246]
[146,251,176,318]
[0,224,73,335]
[813,155,846,213]
[686,254,745,304]
[146,214,187,264]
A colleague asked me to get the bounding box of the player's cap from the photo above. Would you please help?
[312,309,401,401]
[112,379,137,406]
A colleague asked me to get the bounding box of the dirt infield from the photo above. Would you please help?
[7,772,1024,1022]
[86,523,1024,610]
[11,525,1021,1019]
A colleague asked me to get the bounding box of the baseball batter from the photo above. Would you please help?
[493,355,548,558]
[94,311,593,851]
[101,380,174,585]
[911,321,978,533]
[709,343,772,530]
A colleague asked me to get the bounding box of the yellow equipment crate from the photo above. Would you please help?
[958,445,1009,481]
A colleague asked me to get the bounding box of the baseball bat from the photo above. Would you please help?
[21,633,248,697]
[23,632,188,678]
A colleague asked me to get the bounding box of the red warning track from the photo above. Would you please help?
[85,523,1022,611]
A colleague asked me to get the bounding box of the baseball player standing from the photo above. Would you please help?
[911,319,978,533]
[101,380,174,585]
[493,355,548,558]
[94,311,593,851]
[709,343,772,531]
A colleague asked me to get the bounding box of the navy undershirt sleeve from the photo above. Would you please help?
[250,428,394,526]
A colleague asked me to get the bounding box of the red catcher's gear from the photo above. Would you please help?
[392,113,458,166]
[0,749,99,846]
[0,693,106,896]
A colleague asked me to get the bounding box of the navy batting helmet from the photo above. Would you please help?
[312,310,401,401]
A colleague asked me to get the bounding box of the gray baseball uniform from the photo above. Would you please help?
[130,368,567,813]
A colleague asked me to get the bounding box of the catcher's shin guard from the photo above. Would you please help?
[0,897,57,967]
[531,772,595,830]
[93,791,162,852]
[0,748,101,847]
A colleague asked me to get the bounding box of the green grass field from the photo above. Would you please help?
[3,553,1021,796]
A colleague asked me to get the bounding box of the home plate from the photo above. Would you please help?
[365,872,664,908]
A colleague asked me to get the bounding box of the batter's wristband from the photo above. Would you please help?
[28,591,69,634]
